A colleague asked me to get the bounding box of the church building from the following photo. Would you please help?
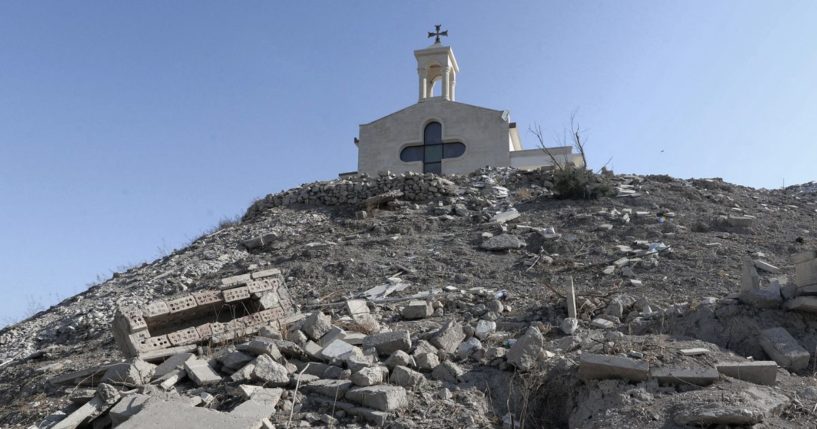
[354,26,584,176]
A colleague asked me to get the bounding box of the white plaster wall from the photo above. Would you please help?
[510,148,586,170]
[358,98,511,175]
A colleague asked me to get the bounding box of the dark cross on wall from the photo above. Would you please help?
[428,25,448,43]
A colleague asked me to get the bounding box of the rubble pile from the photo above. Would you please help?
[2,167,817,428]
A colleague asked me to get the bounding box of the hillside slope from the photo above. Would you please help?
[1,169,816,428]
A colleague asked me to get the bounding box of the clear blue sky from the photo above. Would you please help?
[1,1,816,324]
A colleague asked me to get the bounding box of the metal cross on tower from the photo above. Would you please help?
[427,25,448,44]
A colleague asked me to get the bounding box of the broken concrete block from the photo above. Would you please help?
[414,352,440,371]
[351,366,388,387]
[302,311,332,341]
[230,387,283,420]
[740,282,782,308]
[680,348,710,356]
[431,360,464,383]
[384,350,415,370]
[158,368,186,390]
[251,354,289,386]
[489,208,520,224]
[784,296,817,313]
[481,234,525,251]
[341,331,366,345]
[741,256,760,291]
[319,339,359,361]
[590,318,616,329]
[456,337,483,360]
[346,385,408,412]
[217,351,255,371]
[578,353,649,382]
[51,397,109,429]
[716,361,778,386]
[116,399,261,429]
[390,365,425,389]
[303,379,353,398]
[474,320,496,340]
[151,353,194,381]
[796,258,817,287]
[363,331,411,356]
[183,358,221,386]
[229,363,255,383]
[759,327,810,370]
[109,394,151,426]
[429,320,466,353]
[303,340,324,360]
[101,359,156,387]
[650,367,720,386]
[507,327,545,371]
[560,317,579,335]
[672,386,788,427]
[566,277,577,318]
[401,300,433,320]
[238,339,283,360]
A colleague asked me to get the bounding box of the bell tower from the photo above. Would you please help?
[414,25,459,102]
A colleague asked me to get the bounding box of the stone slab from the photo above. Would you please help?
[759,327,810,370]
[716,361,778,386]
[578,353,649,382]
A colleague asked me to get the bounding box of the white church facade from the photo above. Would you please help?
[354,27,584,176]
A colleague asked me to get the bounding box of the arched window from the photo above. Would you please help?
[399,122,465,175]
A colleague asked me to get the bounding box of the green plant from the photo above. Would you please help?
[530,114,614,200]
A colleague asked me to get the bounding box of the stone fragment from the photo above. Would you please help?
[430,320,466,353]
[739,282,782,308]
[560,317,579,335]
[345,385,408,412]
[351,366,388,387]
[50,396,110,429]
[415,352,440,371]
[238,340,283,361]
[741,256,760,291]
[302,311,332,341]
[109,393,151,426]
[578,353,649,382]
[474,320,496,340]
[151,353,194,381]
[590,318,616,329]
[679,348,710,356]
[456,337,483,359]
[716,361,778,386]
[251,354,289,386]
[650,367,720,386]
[101,359,156,387]
[758,327,810,370]
[384,350,415,370]
[431,360,464,383]
[183,358,221,386]
[229,363,255,383]
[481,234,525,251]
[217,351,254,370]
[507,327,545,371]
[672,386,788,426]
[363,331,411,356]
[318,326,346,347]
[795,258,817,287]
[230,388,283,420]
[490,208,520,224]
[784,296,817,313]
[401,300,433,320]
[303,379,353,398]
[319,339,358,361]
[390,365,425,389]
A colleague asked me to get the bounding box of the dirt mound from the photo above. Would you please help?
[1,168,816,428]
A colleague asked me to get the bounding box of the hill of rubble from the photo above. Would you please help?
[1,167,817,428]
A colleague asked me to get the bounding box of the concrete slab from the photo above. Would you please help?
[716,361,778,386]
[346,385,408,412]
[117,399,261,429]
[651,367,720,386]
[109,394,152,426]
[784,296,817,313]
[152,353,195,380]
[363,331,411,356]
[578,353,649,382]
[183,358,222,386]
[759,327,810,370]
